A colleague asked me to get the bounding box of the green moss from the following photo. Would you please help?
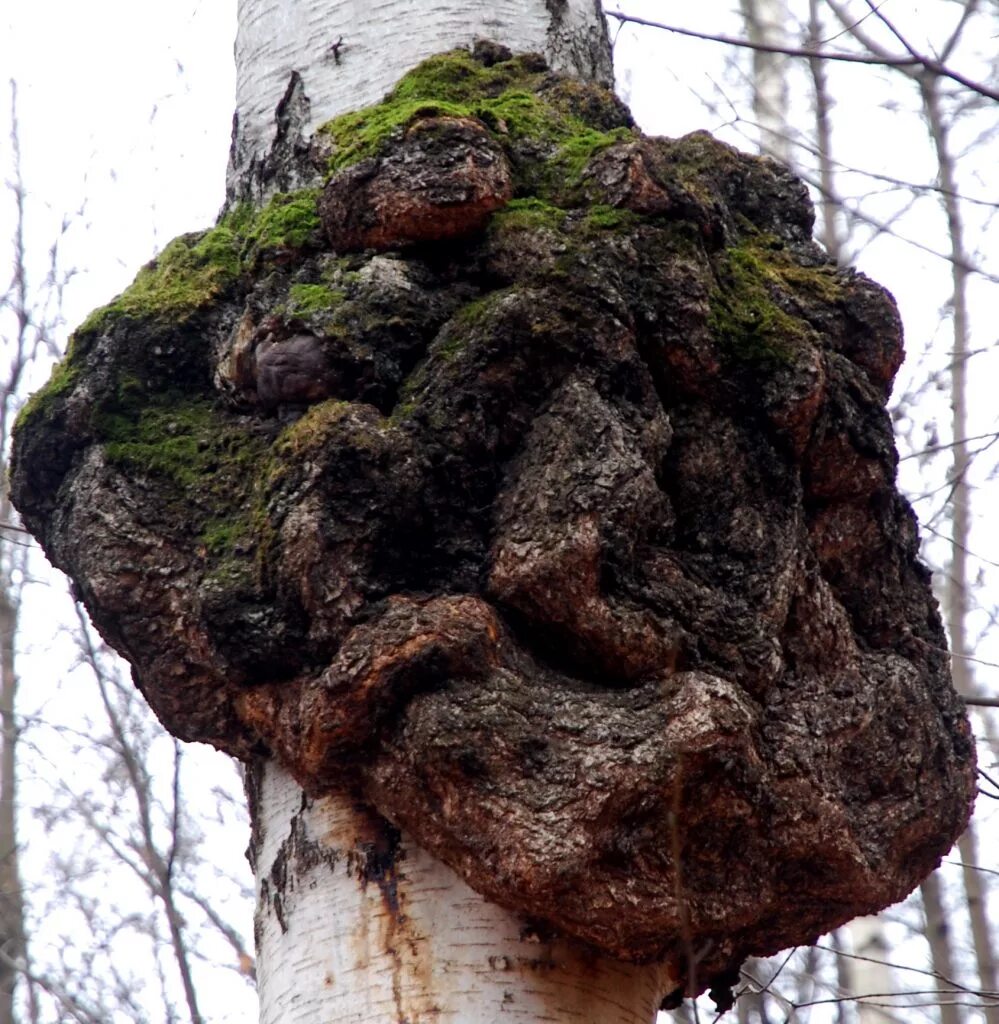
[70,188,323,341]
[221,192,321,255]
[201,520,245,556]
[434,330,468,362]
[219,201,256,234]
[15,357,80,432]
[386,50,546,106]
[539,77,632,132]
[708,244,812,363]
[454,291,508,328]
[319,87,568,175]
[649,131,742,210]
[392,291,507,409]
[489,197,566,234]
[323,99,471,174]
[318,47,635,199]
[667,131,740,170]
[286,283,347,316]
[476,91,555,142]
[389,398,418,423]
[581,205,639,233]
[273,399,352,460]
[321,255,363,286]
[100,400,224,488]
[93,392,272,558]
[243,190,321,252]
[774,261,843,304]
[543,127,633,195]
[79,227,241,334]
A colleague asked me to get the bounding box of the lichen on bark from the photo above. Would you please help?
[11,43,975,996]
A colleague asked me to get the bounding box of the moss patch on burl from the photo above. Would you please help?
[489,197,566,234]
[76,190,322,339]
[15,357,80,432]
[318,47,634,204]
[709,241,810,364]
[240,189,322,252]
[286,283,347,317]
[94,388,272,557]
[78,229,241,336]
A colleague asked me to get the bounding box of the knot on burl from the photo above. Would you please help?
[11,45,974,992]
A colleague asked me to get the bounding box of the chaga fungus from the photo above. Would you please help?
[11,44,975,993]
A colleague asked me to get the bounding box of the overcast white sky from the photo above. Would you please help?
[1,1,235,332]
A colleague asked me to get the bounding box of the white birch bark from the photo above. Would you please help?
[253,762,677,1024]
[923,68,999,1024]
[739,0,793,166]
[847,916,896,1024]
[229,0,611,195]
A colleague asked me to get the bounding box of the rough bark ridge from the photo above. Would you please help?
[11,45,975,996]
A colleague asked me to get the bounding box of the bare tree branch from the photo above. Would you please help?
[603,9,999,101]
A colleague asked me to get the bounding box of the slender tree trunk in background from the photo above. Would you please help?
[736,988,770,1023]
[736,959,772,1024]
[671,1003,696,1024]
[0,585,23,1024]
[956,826,997,1018]
[829,931,853,1024]
[921,73,999,1024]
[805,0,843,263]
[848,917,896,1024]
[0,82,33,1024]
[738,0,793,165]
[920,873,963,1024]
[233,4,675,1021]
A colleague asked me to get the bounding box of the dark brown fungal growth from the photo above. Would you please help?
[318,115,513,252]
[11,46,975,996]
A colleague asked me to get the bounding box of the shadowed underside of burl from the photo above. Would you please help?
[11,43,975,994]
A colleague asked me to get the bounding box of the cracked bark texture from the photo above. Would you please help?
[11,45,975,996]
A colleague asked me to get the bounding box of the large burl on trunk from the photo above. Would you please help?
[12,45,974,993]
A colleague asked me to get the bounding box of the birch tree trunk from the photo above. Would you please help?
[252,763,675,1024]
[805,0,842,263]
[738,0,793,165]
[920,873,963,1024]
[848,917,896,1024]
[922,72,999,1024]
[0,85,34,1024]
[233,4,677,1021]
[229,0,612,199]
